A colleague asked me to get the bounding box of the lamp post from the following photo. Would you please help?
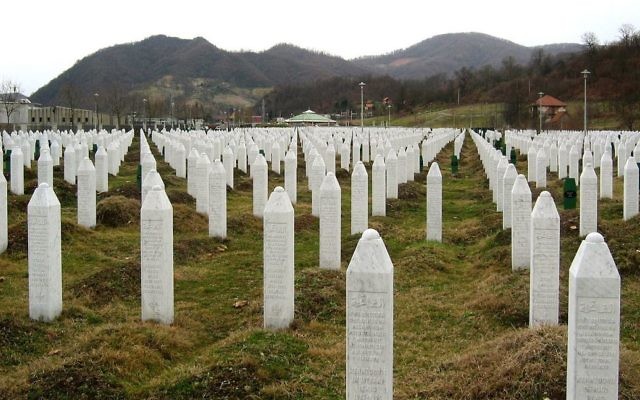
[142,98,147,133]
[387,104,392,128]
[94,92,99,131]
[581,69,590,135]
[538,91,544,134]
[170,98,175,130]
[359,82,366,133]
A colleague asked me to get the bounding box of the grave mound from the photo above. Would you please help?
[96,196,140,227]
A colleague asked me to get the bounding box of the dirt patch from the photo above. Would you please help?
[71,261,140,307]
[600,214,640,276]
[418,327,567,399]
[28,358,126,400]
[398,181,426,200]
[174,236,228,264]
[7,219,28,255]
[52,178,78,207]
[559,209,580,236]
[466,271,529,328]
[335,169,350,179]
[96,196,140,227]
[0,317,46,366]
[112,181,141,199]
[153,364,262,399]
[173,204,208,233]
[295,269,345,323]
[294,214,318,233]
[166,189,195,205]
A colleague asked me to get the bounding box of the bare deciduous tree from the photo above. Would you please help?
[0,79,22,130]
[61,82,80,131]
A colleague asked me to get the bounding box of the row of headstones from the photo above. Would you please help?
[472,130,622,400]
[23,131,134,321]
[0,130,133,256]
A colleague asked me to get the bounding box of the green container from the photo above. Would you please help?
[510,148,517,164]
[3,149,11,179]
[451,155,459,174]
[35,140,41,161]
[563,178,577,209]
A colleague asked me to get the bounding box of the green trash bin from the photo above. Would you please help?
[3,149,11,179]
[510,148,517,164]
[35,140,41,161]
[563,178,577,209]
[451,155,459,174]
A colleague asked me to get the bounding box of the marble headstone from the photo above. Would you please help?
[567,232,620,400]
[141,185,174,325]
[263,186,294,329]
[346,229,393,400]
[28,183,62,322]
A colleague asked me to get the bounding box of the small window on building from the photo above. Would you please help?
[62,117,66,123]
[39,117,42,122]
[85,117,88,123]
[47,117,50,122]
[77,118,81,123]
[31,117,35,122]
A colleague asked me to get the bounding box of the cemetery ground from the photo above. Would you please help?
[1,133,640,399]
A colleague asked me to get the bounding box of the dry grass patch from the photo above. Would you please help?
[96,196,140,227]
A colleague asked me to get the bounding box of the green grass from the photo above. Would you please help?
[0,132,639,399]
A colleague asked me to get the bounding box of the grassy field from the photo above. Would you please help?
[0,132,639,399]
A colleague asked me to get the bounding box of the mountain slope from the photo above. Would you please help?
[353,32,582,79]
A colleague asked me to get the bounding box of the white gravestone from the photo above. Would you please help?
[95,146,109,192]
[0,173,6,253]
[600,150,613,199]
[527,145,537,182]
[141,152,157,187]
[271,142,281,174]
[623,157,639,220]
[77,157,96,228]
[569,145,580,185]
[10,146,24,195]
[567,232,620,400]
[223,146,234,188]
[426,162,442,242]
[386,150,398,200]
[187,148,199,197]
[28,183,62,322]
[263,186,295,329]
[63,145,76,184]
[529,191,560,327]
[284,150,297,205]
[195,154,211,215]
[253,154,268,218]
[351,161,368,235]
[175,143,186,178]
[320,172,341,270]
[496,156,508,211]
[141,185,174,325]
[536,147,548,188]
[511,174,532,270]
[208,159,227,239]
[397,148,407,185]
[346,229,393,400]
[372,155,386,216]
[579,162,598,237]
[502,164,517,229]
[311,155,326,217]
[37,149,53,188]
[142,170,165,206]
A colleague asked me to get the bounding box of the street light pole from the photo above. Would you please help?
[359,82,366,133]
[538,91,544,134]
[143,98,147,134]
[581,69,590,135]
[387,104,392,128]
[94,92,99,131]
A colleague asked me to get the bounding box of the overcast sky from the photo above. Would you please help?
[2,0,638,95]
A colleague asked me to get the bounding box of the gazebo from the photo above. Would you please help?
[285,109,336,126]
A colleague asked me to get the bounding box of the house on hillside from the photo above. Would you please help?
[531,94,570,129]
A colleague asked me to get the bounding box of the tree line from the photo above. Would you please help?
[259,25,640,130]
